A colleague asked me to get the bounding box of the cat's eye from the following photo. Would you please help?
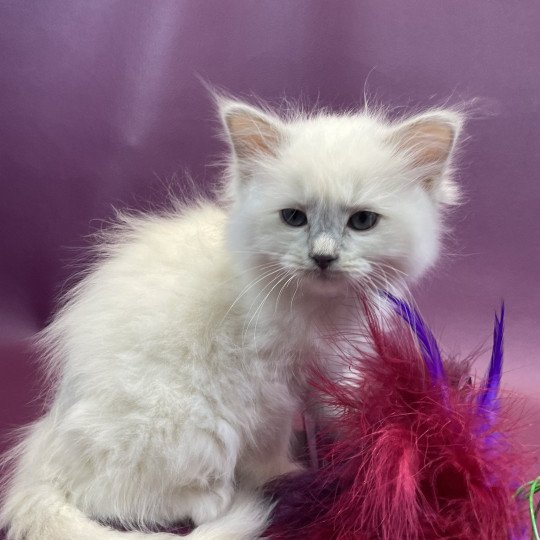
[348,211,379,231]
[280,208,307,227]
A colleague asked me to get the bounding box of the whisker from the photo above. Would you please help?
[253,272,290,347]
[242,271,287,347]
[274,273,297,316]
[289,275,303,314]
[215,261,283,286]
[219,266,284,325]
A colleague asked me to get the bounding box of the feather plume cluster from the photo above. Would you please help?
[264,297,528,540]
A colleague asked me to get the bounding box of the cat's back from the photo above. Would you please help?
[43,202,237,371]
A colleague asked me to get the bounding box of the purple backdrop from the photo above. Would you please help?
[1,0,539,522]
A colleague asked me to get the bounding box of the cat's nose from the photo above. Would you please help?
[311,254,338,270]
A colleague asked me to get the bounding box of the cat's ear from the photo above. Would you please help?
[220,101,284,162]
[390,110,464,204]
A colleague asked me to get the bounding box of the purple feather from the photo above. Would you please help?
[478,304,504,411]
[384,292,446,383]
[477,304,505,439]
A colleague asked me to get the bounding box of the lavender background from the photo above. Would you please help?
[0,0,539,521]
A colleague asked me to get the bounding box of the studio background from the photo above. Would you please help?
[1,0,539,500]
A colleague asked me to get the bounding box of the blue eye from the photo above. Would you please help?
[280,209,307,227]
[348,211,379,231]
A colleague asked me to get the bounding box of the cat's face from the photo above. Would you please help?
[222,100,462,300]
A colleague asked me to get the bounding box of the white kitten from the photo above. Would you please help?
[0,97,462,540]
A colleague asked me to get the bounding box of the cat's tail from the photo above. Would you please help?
[1,479,271,540]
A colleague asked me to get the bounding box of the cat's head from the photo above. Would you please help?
[220,98,463,300]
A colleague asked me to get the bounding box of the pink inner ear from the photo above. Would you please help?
[389,114,461,204]
[394,117,456,168]
[226,111,281,159]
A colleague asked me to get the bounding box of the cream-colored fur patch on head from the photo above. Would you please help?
[310,232,339,259]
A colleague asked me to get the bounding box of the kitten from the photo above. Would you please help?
[0,96,463,540]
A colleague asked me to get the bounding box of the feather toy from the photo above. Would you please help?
[264,298,529,540]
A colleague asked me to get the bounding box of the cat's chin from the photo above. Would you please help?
[301,271,348,297]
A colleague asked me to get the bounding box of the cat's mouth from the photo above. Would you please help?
[300,268,348,296]
[315,270,338,280]
[306,267,345,284]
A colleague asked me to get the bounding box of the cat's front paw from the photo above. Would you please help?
[274,459,305,478]
[245,457,305,487]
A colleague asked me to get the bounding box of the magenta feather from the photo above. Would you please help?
[264,299,528,540]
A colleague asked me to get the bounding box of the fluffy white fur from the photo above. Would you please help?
[0,97,463,539]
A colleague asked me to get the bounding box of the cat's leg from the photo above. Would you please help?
[179,478,236,526]
[247,450,304,486]
[130,422,240,527]
[42,401,243,529]
[238,412,304,487]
